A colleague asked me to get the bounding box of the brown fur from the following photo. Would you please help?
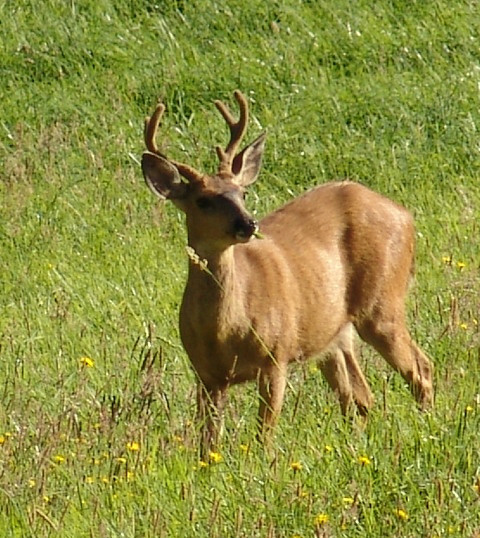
[141,91,434,453]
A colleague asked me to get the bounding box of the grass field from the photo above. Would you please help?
[1,0,479,536]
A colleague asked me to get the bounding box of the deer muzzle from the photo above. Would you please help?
[233,216,259,242]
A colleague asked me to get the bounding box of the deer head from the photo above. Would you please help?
[141,91,266,255]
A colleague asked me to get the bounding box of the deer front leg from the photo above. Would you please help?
[257,364,287,442]
[196,382,227,459]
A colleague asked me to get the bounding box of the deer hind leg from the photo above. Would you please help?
[357,311,434,409]
[320,324,374,416]
[196,382,228,458]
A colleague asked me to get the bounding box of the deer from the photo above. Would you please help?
[141,90,434,454]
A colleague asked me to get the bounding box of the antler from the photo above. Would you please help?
[215,90,249,175]
[143,103,204,183]
[144,103,167,156]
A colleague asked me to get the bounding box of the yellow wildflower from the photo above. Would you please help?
[116,457,127,464]
[324,444,333,453]
[466,405,474,413]
[79,356,95,368]
[459,323,468,330]
[239,443,249,453]
[126,441,140,452]
[442,255,452,264]
[357,455,371,466]
[342,497,355,505]
[0,435,5,445]
[456,261,466,270]
[290,461,303,472]
[209,451,223,463]
[394,508,409,520]
[53,454,65,464]
[101,477,109,484]
[314,513,329,526]
[85,476,95,484]
[28,479,36,488]
[198,460,209,468]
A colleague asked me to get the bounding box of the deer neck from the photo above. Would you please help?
[187,244,237,296]
[185,245,245,330]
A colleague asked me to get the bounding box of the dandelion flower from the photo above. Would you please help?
[198,460,209,468]
[442,255,452,264]
[290,461,303,472]
[53,454,65,464]
[456,261,466,270]
[314,513,329,526]
[342,496,355,505]
[324,444,333,453]
[209,451,223,463]
[459,323,468,330]
[239,443,249,453]
[126,441,140,452]
[79,356,95,368]
[116,457,127,464]
[465,405,474,413]
[85,476,95,484]
[357,455,371,466]
[394,508,408,520]
[0,435,5,445]
[28,479,36,488]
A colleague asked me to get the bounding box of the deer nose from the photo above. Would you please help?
[234,217,258,241]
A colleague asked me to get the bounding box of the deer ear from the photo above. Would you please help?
[141,152,188,200]
[231,132,266,187]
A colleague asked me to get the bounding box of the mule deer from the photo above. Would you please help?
[141,90,434,452]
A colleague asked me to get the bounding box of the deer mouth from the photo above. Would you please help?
[233,218,259,242]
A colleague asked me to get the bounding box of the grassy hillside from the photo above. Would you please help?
[0,1,479,536]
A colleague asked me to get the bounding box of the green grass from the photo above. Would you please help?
[1,0,479,536]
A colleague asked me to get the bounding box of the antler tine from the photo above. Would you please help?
[144,101,205,184]
[214,90,249,173]
[144,103,165,155]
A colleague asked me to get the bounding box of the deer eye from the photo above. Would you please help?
[196,197,214,210]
